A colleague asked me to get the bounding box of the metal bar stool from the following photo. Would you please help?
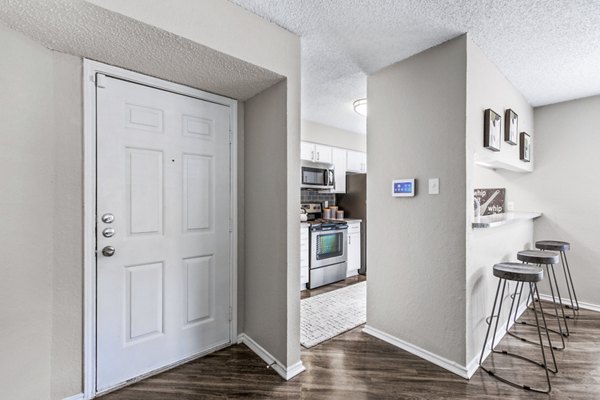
[479,262,557,393]
[513,250,569,341]
[536,240,578,318]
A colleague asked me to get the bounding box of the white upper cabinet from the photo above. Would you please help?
[301,141,366,175]
[301,141,333,164]
[347,150,367,173]
[301,141,316,161]
[331,147,347,193]
[314,144,333,164]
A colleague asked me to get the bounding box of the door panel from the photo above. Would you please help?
[126,262,164,341]
[127,148,163,235]
[96,76,231,391]
[183,155,212,231]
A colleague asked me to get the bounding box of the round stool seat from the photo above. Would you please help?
[517,250,559,264]
[493,262,544,283]
[536,240,570,252]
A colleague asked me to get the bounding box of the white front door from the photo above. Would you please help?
[96,75,232,391]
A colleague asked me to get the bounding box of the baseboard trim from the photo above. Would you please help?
[63,393,84,400]
[362,325,471,379]
[363,299,530,380]
[538,294,600,313]
[465,297,530,378]
[237,333,306,381]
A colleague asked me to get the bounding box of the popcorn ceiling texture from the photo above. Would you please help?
[231,0,600,134]
[0,0,283,101]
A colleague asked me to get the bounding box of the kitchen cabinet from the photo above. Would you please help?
[300,224,309,290]
[331,147,347,193]
[314,144,332,164]
[300,142,316,162]
[300,141,333,164]
[347,221,361,277]
[347,150,367,173]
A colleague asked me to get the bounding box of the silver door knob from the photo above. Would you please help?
[102,227,115,238]
[101,213,115,223]
[102,246,115,257]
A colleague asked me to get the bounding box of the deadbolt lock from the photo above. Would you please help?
[102,246,115,257]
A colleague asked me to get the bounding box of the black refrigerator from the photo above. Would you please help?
[336,173,367,275]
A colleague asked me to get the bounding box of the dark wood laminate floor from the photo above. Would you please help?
[101,303,600,400]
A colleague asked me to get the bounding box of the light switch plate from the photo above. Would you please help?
[507,201,515,211]
[428,178,440,195]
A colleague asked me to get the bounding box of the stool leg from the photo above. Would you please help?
[479,279,503,367]
[530,282,555,392]
[548,263,570,337]
[490,279,508,353]
[509,265,565,350]
[511,281,522,325]
[562,251,580,312]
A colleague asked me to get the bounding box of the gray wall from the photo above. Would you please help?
[366,36,468,365]
[301,120,367,152]
[0,0,302,396]
[93,0,303,370]
[244,81,291,363]
[0,25,83,400]
[237,102,246,333]
[525,96,600,308]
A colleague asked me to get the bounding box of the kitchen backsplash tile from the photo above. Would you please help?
[301,189,336,205]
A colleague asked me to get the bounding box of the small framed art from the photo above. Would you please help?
[520,132,531,162]
[484,109,501,152]
[504,109,518,145]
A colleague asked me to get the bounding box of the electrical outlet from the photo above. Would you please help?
[507,201,515,211]
[428,178,440,195]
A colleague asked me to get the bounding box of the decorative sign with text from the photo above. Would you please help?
[474,188,506,216]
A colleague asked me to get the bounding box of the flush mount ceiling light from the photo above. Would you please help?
[353,98,367,117]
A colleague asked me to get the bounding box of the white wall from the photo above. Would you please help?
[366,36,468,366]
[0,24,83,400]
[523,96,600,308]
[465,37,536,364]
[301,120,367,152]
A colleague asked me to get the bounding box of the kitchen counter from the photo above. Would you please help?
[331,218,362,223]
[472,211,542,229]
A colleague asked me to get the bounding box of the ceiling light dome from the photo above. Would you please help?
[353,98,367,117]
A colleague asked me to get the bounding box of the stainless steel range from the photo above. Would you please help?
[301,203,348,289]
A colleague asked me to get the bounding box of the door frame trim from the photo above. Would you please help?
[83,59,238,399]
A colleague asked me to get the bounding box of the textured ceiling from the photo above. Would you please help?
[0,0,283,101]
[230,0,600,134]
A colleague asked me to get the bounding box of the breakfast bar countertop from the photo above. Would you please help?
[472,211,542,229]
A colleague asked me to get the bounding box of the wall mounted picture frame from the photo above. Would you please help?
[484,108,501,152]
[504,109,518,145]
[520,132,531,162]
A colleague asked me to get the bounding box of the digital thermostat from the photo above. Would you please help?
[392,179,415,197]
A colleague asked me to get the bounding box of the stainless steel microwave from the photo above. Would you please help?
[301,161,335,190]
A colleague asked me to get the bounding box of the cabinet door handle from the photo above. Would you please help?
[316,152,320,161]
[311,151,314,161]
[348,235,351,245]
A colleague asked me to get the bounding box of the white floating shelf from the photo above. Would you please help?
[474,158,532,173]
[472,211,542,229]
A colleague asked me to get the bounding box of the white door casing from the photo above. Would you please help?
[95,73,233,392]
